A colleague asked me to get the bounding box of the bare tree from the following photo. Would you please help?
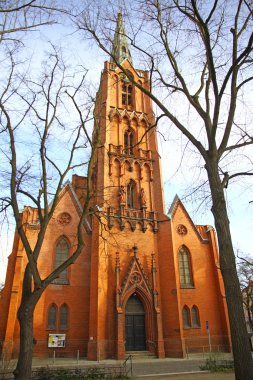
[76,1,253,379]
[0,45,99,380]
[0,2,102,380]
[238,255,253,332]
[0,0,69,43]
[0,0,72,225]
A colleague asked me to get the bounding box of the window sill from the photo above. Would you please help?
[46,328,68,331]
[180,285,195,289]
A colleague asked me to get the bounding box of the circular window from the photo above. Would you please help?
[130,272,142,285]
[177,224,187,236]
[57,212,71,226]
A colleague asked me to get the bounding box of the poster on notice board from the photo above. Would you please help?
[48,334,66,348]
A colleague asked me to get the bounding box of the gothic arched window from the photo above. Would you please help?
[122,46,127,60]
[127,180,135,208]
[124,129,134,155]
[59,304,68,330]
[182,306,190,329]
[179,246,193,288]
[48,304,57,329]
[122,84,132,106]
[54,237,69,284]
[191,305,200,328]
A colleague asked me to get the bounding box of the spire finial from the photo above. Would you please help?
[133,244,138,257]
[111,12,133,65]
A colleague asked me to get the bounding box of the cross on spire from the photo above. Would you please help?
[111,12,133,65]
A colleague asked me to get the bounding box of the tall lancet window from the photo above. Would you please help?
[122,46,127,60]
[124,129,134,155]
[179,246,193,288]
[47,304,57,329]
[54,237,69,284]
[122,84,132,106]
[59,304,68,330]
[191,305,200,328]
[127,180,135,208]
[182,306,191,329]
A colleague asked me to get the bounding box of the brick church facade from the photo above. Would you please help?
[0,14,230,360]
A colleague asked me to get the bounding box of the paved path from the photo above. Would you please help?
[134,374,234,380]
[131,357,208,376]
[129,356,234,378]
[1,354,236,379]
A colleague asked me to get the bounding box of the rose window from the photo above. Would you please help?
[177,224,187,236]
[57,212,71,225]
[130,272,142,285]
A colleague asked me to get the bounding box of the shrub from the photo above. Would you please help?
[200,357,234,372]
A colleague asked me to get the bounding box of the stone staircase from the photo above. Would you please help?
[126,351,156,359]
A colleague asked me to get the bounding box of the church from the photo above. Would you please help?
[0,14,230,360]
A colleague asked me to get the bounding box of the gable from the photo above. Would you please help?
[169,195,209,244]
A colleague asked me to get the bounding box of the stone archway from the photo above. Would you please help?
[115,248,165,359]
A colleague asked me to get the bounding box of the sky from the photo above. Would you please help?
[0,11,252,283]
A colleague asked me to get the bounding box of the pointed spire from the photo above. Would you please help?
[111,12,133,65]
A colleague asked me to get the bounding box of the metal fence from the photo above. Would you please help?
[184,334,232,356]
[0,355,133,380]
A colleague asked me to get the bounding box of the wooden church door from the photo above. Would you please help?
[125,294,146,351]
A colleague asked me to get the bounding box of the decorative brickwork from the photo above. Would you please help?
[57,212,72,225]
[177,224,188,236]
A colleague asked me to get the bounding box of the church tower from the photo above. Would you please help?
[87,12,176,360]
[87,12,230,360]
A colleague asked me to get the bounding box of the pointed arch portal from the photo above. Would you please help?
[125,293,146,351]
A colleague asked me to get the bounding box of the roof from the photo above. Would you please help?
[111,12,133,65]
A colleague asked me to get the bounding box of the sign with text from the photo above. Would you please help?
[48,334,66,348]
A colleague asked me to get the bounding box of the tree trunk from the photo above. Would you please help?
[247,307,253,331]
[13,264,42,380]
[206,159,253,380]
[14,301,35,380]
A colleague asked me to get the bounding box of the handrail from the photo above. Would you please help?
[122,354,133,377]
